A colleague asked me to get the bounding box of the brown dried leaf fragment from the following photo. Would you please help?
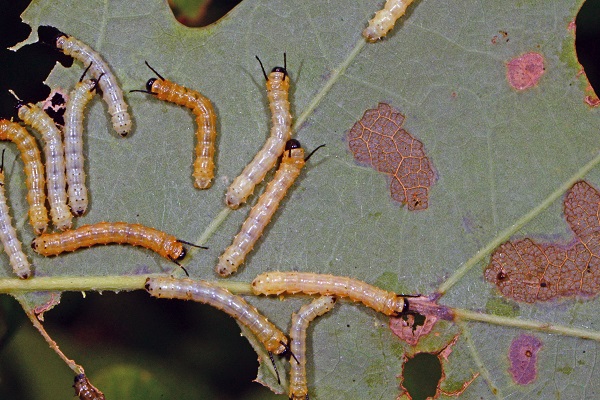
[485,180,600,302]
[347,103,436,210]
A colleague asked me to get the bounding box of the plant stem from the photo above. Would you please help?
[454,307,600,341]
[0,275,253,294]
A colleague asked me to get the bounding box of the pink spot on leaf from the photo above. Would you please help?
[508,334,543,385]
[506,52,545,90]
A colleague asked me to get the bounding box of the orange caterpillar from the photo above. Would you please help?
[133,62,217,189]
[252,272,408,316]
[0,120,48,234]
[31,221,200,262]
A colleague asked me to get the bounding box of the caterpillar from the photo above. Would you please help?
[252,272,408,316]
[38,25,132,136]
[73,374,105,400]
[0,149,32,279]
[145,276,289,355]
[64,64,103,216]
[363,0,415,42]
[216,140,325,276]
[289,296,336,400]
[17,102,72,231]
[0,119,48,235]
[31,221,202,263]
[225,54,292,209]
[132,61,217,189]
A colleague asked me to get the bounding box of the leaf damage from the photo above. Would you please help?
[506,52,545,91]
[398,335,479,399]
[346,102,437,211]
[507,334,543,385]
[485,180,600,303]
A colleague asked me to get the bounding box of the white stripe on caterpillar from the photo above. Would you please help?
[363,0,415,42]
[217,139,310,276]
[17,103,72,231]
[225,55,292,209]
[64,65,101,216]
[145,276,289,355]
[289,296,336,400]
[0,150,32,279]
[39,26,132,136]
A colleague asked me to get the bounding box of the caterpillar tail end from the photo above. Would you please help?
[362,26,383,42]
[194,177,213,190]
[215,256,239,277]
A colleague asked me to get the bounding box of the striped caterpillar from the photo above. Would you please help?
[217,140,325,276]
[31,221,203,263]
[0,119,48,235]
[16,102,72,231]
[38,25,132,136]
[289,296,336,400]
[225,54,292,209]
[73,374,105,400]
[0,149,32,279]
[145,276,288,354]
[252,272,408,316]
[64,64,103,216]
[132,61,217,189]
[363,0,415,42]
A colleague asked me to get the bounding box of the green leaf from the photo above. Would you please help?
[2,0,599,398]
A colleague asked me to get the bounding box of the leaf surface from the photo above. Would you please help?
[3,0,599,398]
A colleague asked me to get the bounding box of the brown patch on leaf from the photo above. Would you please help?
[390,312,437,346]
[584,92,600,107]
[506,52,545,90]
[347,103,437,210]
[485,180,600,302]
[576,69,599,108]
[491,30,509,44]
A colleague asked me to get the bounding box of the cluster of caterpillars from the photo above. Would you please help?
[2,4,423,397]
[146,272,411,399]
[1,26,208,280]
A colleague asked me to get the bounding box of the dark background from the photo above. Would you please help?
[0,0,599,399]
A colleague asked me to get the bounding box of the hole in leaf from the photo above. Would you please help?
[401,352,442,400]
[576,0,600,95]
[168,0,242,27]
[0,1,72,119]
